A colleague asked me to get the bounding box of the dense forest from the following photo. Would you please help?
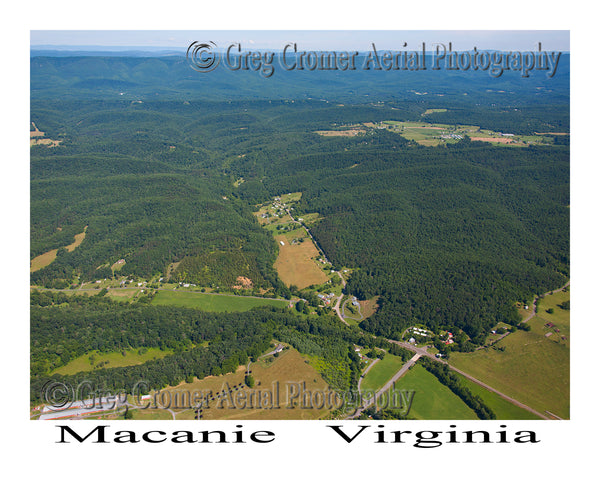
[30,52,569,404]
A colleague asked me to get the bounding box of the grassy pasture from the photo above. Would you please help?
[151,289,289,312]
[359,297,380,319]
[533,290,570,346]
[450,327,570,419]
[30,248,59,273]
[455,374,540,420]
[51,347,171,376]
[422,108,448,115]
[280,192,302,203]
[360,354,407,394]
[391,364,478,420]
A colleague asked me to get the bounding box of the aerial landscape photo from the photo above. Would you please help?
[29,30,570,421]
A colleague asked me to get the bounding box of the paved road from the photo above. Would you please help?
[387,339,550,419]
[331,271,350,325]
[347,353,421,419]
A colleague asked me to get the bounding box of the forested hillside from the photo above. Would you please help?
[30,53,569,402]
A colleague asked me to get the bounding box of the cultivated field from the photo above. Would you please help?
[151,289,289,312]
[391,364,478,420]
[274,231,329,289]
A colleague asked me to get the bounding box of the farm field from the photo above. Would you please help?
[273,231,329,289]
[360,353,408,394]
[391,364,478,420]
[375,119,555,147]
[151,289,289,312]
[450,326,570,419]
[147,348,332,420]
[51,347,171,376]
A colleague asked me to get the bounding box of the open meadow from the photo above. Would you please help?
[360,353,408,393]
[391,364,478,420]
[51,347,171,376]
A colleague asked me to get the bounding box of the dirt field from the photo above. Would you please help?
[30,123,61,146]
[274,232,329,289]
[30,138,62,147]
[30,122,44,137]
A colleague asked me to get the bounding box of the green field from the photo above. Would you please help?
[532,290,570,347]
[52,347,171,376]
[455,374,540,420]
[360,354,408,393]
[151,289,289,312]
[450,328,569,418]
[391,364,478,420]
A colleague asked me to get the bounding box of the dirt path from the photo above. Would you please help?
[357,358,380,392]
[522,280,570,323]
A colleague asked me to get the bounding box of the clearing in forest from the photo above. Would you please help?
[273,230,329,289]
[30,226,87,272]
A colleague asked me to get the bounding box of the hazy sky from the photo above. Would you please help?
[30,30,570,51]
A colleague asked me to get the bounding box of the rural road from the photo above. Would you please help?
[523,280,570,323]
[357,358,380,392]
[387,339,550,419]
[332,271,350,325]
[347,353,421,419]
